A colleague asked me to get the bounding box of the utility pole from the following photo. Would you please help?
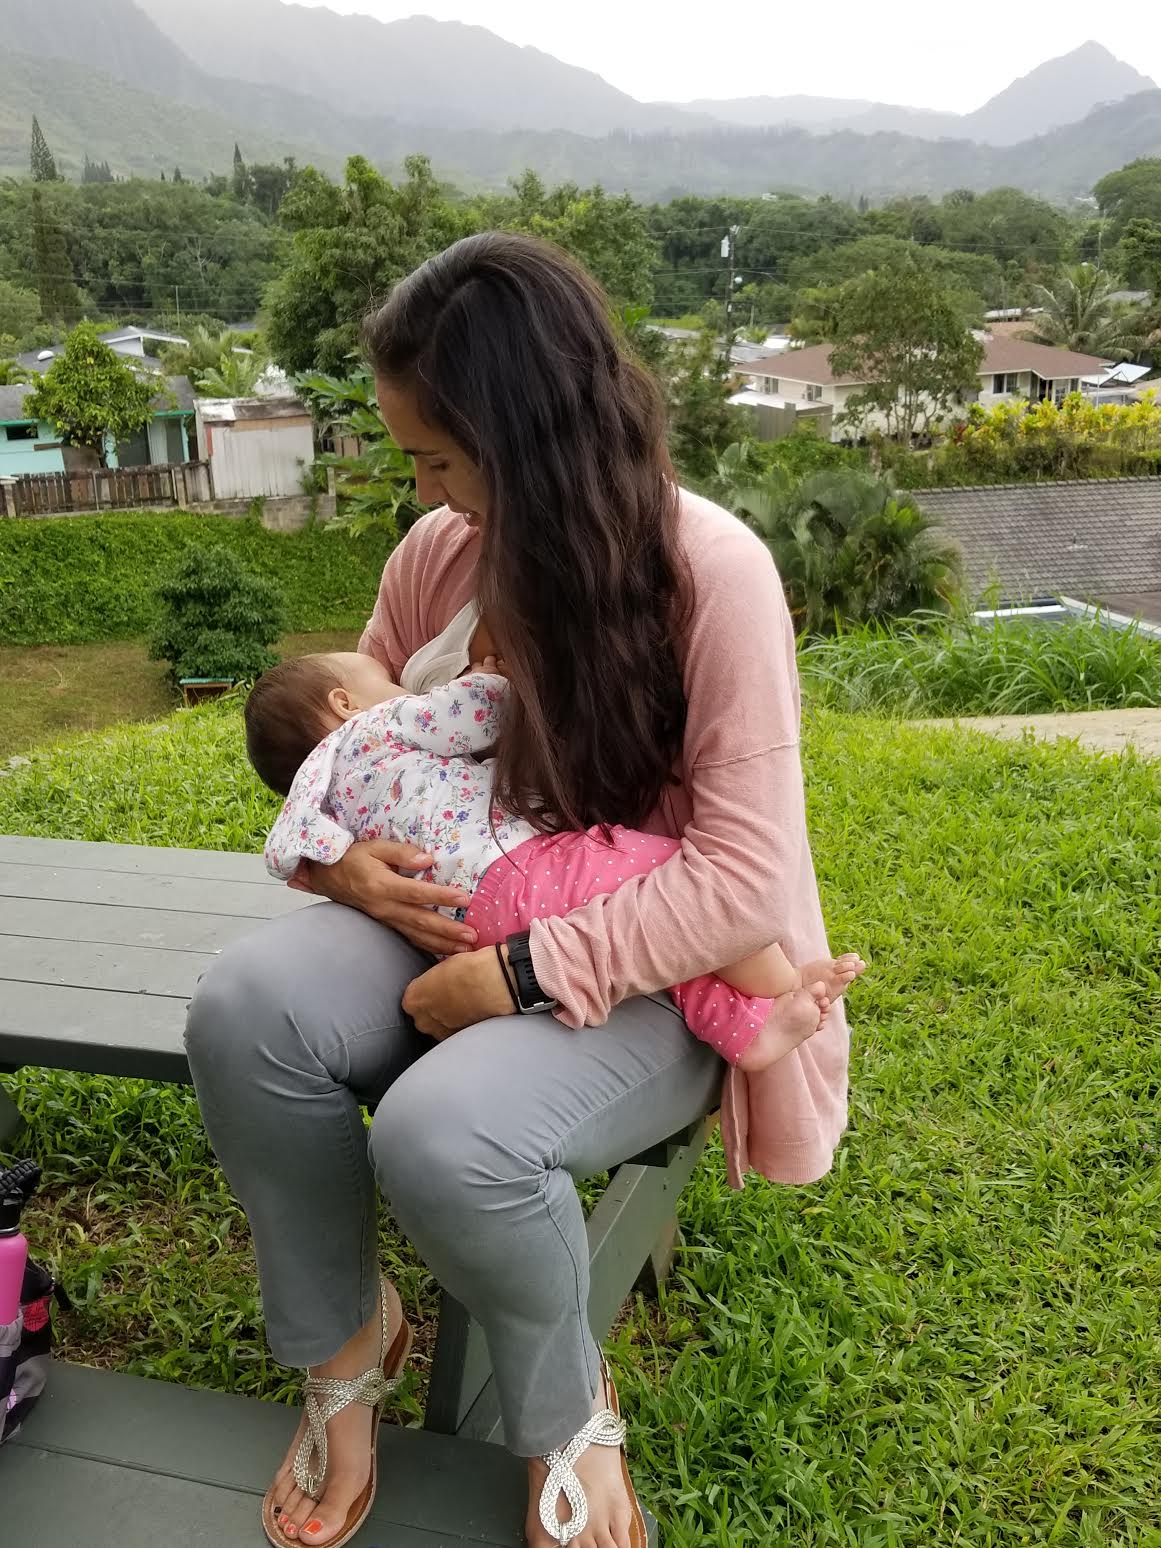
[721,223,740,368]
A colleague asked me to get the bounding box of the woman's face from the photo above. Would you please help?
[376,376,490,529]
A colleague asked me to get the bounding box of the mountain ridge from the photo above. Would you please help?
[4,5,1161,201]
[672,41,1155,145]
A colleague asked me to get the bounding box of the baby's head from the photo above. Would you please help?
[245,652,401,795]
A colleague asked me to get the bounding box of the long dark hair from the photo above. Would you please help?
[363,231,689,833]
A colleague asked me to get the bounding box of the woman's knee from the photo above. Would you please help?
[369,1033,523,1216]
[184,934,281,1079]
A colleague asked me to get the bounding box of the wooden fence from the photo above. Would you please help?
[0,461,213,518]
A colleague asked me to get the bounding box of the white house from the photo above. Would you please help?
[736,338,1117,442]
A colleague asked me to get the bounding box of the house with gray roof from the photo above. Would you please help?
[918,478,1161,625]
[0,377,196,477]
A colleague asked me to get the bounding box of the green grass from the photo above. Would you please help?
[2,704,1159,1545]
[800,614,1161,718]
[0,510,394,646]
[0,631,361,758]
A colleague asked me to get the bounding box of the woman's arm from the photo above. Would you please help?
[530,519,805,1027]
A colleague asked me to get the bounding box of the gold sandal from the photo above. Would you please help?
[262,1278,413,1548]
[538,1356,648,1547]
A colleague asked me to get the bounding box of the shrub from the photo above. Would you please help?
[0,511,395,646]
[148,545,288,683]
[799,612,1161,716]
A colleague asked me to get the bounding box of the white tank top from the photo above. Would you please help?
[398,600,481,694]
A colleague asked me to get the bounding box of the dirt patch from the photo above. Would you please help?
[915,709,1161,758]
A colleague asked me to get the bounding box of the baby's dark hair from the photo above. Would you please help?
[245,656,342,796]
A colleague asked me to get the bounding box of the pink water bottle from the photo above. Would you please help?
[0,1161,39,1324]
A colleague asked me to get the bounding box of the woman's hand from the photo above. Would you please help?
[304,840,478,956]
[402,946,518,1040]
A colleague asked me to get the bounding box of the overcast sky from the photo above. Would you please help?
[291,2,1161,110]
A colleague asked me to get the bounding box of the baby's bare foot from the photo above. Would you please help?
[736,982,828,1072]
[798,952,866,1003]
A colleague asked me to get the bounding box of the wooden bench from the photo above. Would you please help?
[0,835,708,1545]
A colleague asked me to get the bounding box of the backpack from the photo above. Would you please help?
[1,1255,69,1443]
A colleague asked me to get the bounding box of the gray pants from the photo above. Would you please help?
[183,900,721,1457]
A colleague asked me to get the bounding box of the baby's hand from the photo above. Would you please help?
[470,653,508,678]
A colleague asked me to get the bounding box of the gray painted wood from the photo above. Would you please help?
[0,935,219,996]
[0,834,277,884]
[8,1361,531,1546]
[0,861,307,918]
[0,980,192,1079]
[0,895,300,951]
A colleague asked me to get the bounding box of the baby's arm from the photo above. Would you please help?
[382,672,508,758]
[264,736,355,880]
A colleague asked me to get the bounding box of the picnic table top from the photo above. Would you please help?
[0,834,313,1080]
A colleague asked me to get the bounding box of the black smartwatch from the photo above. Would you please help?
[505,931,558,1014]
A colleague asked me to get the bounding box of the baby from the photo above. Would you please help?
[245,652,864,1072]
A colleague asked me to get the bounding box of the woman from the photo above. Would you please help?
[185,233,850,1548]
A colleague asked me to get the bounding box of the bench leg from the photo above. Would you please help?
[635,1215,681,1298]
[0,1077,26,1148]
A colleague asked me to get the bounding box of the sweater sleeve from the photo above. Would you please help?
[530,520,806,1028]
[358,532,421,679]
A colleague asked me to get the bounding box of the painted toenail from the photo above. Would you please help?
[304,1522,323,1536]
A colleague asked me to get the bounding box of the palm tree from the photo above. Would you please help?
[715,453,962,634]
[0,359,32,386]
[1027,266,1147,360]
[196,349,268,398]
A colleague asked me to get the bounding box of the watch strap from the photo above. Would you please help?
[505,931,557,1013]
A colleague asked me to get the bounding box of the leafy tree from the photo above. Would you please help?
[30,188,81,324]
[719,463,962,634]
[1120,219,1161,293]
[0,278,41,344]
[297,367,423,539]
[661,328,748,485]
[827,251,984,446]
[30,116,59,182]
[232,143,251,203]
[173,167,184,185]
[25,322,155,467]
[266,155,473,374]
[81,156,115,185]
[1094,158,1161,239]
[1027,265,1146,359]
[480,175,656,309]
[196,350,268,398]
[0,179,283,324]
[248,158,298,219]
[790,285,844,344]
[149,544,288,683]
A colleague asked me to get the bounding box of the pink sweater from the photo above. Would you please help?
[360,490,849,1189]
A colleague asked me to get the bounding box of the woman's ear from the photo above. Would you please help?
[327,685,358,722]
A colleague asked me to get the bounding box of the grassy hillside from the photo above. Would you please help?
[0,54,332,181]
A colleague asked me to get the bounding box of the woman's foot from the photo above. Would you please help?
[736,981,830,1072]
[526,1372,637,1548]
[267,1304,390,1545]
